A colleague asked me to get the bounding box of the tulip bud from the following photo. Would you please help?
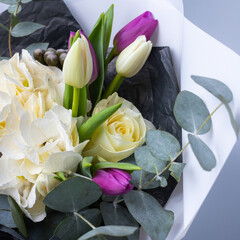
[92,169,134,196]
[113,11,158,54]
[116,35,152,77]
[63,36,93,88]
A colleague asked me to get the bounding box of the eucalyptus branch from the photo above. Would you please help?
[74,212,96,229]
[141,102,224,189]
[8,0,22,57]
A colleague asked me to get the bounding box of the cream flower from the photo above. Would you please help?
[83,93,147,162]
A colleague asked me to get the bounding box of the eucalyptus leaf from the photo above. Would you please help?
[169,162,186,182]
[26,42,49,57]
[157,176,168,187]
[54,209,102,240]
[0,57,9,60]
[191,75,233,103]
[174,90,211,134]
[8,4,21,14]
[79,157,93,178]
[92,162,141,174]
[100,202,139,240]
[131,170,160,189]
[146,130,180,161]
[11,15,19,27]
[104,4,114,58]
[43,176,102,213]
[0,225,25,240]
[220,97,239,137]
[77,226,138,240]
[0,0,17,4]
[89,14,105,107]
[124,190,174,240]
[22,0,32,3]
[134,146,167,174]
[0,23,9,32]
[0,195,16,228]
[8,196,27,238]
[188,134,216,171]
[11,22,45,37]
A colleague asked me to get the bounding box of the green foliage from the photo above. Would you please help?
[11,22,45,37]
[26,42,49,56]
[146,130,180,161]
[43,176,102,213]
[8,4,21,14]
[191,75,233,103]
[192,75,238,136]
[169,162,186,182]
[88,14,105,107]
[78,103,122,142]
[79,157,93,178]
[22,0,32,3]
[0,0,17,4]
[134,146,167,174]
[78,226,138,240]
[100,202,139,240]
[174,90,212,134]
[0,225,25,240]
[92,162,141,175]
[188,134,216,171]
[124,190,174,240]
[104,4,114,58]
[54,209,102,240]
[0,23,9,32]
[8,196,28,238]
[0,194,16,228]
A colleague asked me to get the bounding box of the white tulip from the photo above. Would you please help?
[116,35,152,77]
[63,36,93,88]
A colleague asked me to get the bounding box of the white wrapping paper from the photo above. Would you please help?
[0,0,239,239]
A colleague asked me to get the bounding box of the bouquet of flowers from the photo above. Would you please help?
[0,1,237,240]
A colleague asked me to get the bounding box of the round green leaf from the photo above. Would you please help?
[22,0,32,3]
[174,90,211,134]
[146,130,180,161]
[8,196,27,238]
[124,190,174,240]
[43,176,102,213]
[0,0,17,4]
[169,162,186,182]
[11,22,45,37]
[8,4,21,14]
[191,75,233,103]
[188,134,216,171]
[26,42,49,57]
[134,146,167,174]
[77,226,138,240]
[0,195,16,228]
[54,209,102,240]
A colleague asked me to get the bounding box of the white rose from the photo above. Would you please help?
[83,93,147,162]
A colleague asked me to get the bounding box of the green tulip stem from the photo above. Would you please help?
[72,87,80,117]
[78,86,87,117]
[102,74,125,99]
[63,84,73,109]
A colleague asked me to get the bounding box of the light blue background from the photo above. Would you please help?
[183,0,240,239]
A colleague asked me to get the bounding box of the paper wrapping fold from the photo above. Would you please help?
[0,0,239,239]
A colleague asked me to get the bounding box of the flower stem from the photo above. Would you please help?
[63,84,73,109]
[72,87,80,117]
[102,74,124,99]
[141,102,224,189]
[78,86,87,117]
[8,27,12,57]
[74,212,96,229]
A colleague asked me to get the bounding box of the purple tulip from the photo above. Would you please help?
[113,11,158,54]
[67,30,99,83]
[92,169,134,196]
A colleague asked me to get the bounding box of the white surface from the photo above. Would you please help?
[0,0,240,239]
